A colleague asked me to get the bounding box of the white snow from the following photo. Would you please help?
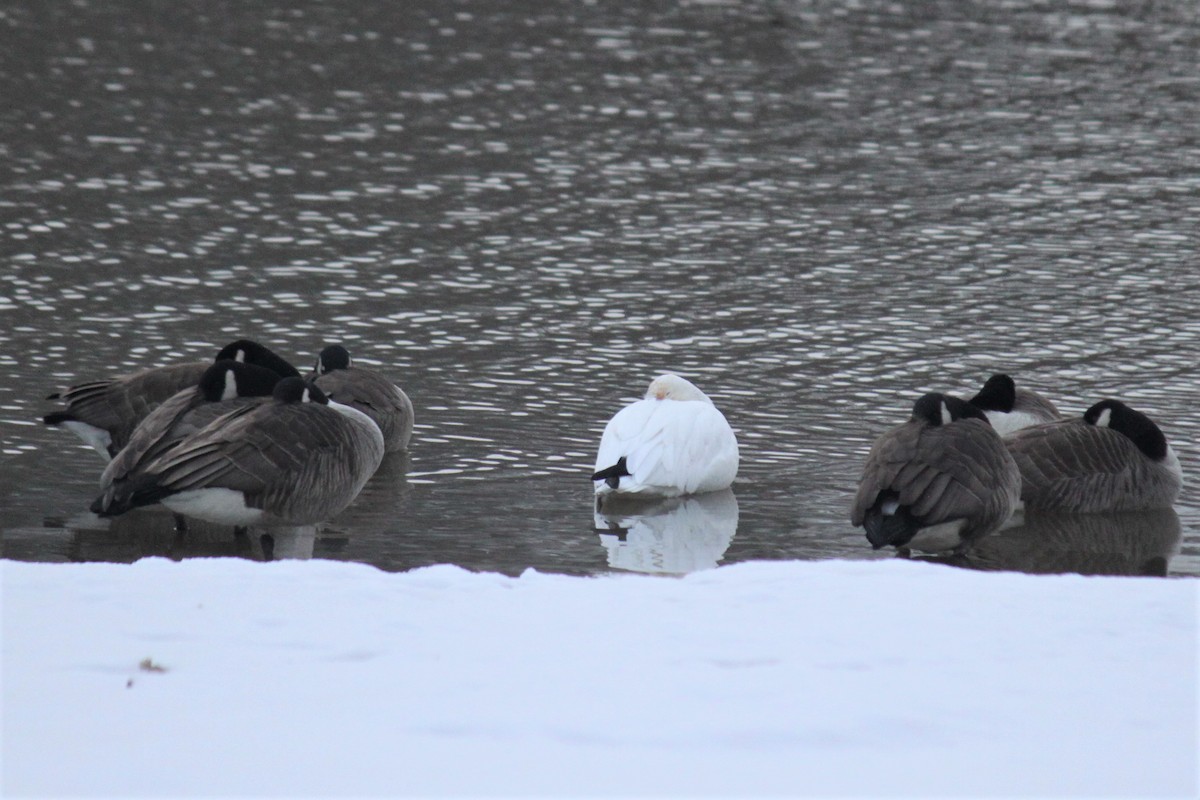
[2,557,1197,798]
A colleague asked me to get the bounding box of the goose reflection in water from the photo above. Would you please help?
[39,508,317,563]
[595,489,738,575]
[913,509,1182,577]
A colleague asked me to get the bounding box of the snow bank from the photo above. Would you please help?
[2,558,1196,797]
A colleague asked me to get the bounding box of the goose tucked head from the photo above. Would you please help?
[644,374,711,403]
[198,361,282,402]
[969,373,1016,413]
[911,392,989,427]
[314,344,353,376]
[213,339,301,379]
[1084,399,1168,461]
[273,377,330,406]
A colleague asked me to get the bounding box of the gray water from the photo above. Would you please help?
[2,0,1198,576]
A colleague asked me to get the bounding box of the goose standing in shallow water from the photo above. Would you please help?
[311,344,414,452]
[851,393,1021,552]
[968,373,1061,435]
[43,339,298,460]
[592,374,738,498]
[90,360,284,516]
[94,377,384,528]
[1003,399,1182,513]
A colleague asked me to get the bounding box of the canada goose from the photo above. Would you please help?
[968,373,1061,435]
[1003,399,1182,513]
[311,344,414,452]
[43,339,298,460]
[94,377,385,527]
[592,374,738,498]
[90,360,284,516]
[851,393,1021,552]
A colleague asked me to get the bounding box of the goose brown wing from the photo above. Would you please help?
[1005,420,1158,510]
[101,393,270,488]
[851,420,922,526]
[100,387,200,487]
[852,419,1013,530]
[906,420,1014,528]
[143,403,377,504]
[315,368,412,448]
[52,362,208,449]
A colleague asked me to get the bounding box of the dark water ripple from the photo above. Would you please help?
[2,0,1198,575]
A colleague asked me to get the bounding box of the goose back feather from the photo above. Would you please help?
[1003,399,1181,512]
[311,344,413,452]
[44,339,299,460]
[592,374,738,497]
[99,378,384,527]
[91,361,282,515]
[851,393,1021,551]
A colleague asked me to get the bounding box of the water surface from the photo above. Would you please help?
[3,0,1198,575]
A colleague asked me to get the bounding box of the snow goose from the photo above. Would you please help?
[968,373,1061,435]
[94,377,384,528]
[43,339,298,460]
[90,360,283,516]
[851,393,1021,551]
[310,344,414,452]
[592,374,738,498]
[1003,399,1181,512]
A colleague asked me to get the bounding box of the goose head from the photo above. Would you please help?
[644,374,711,403]
[198,361,284,402]
[214,339,300,379]
[969,374,1016,413]
[273,377,330,406]
[911,392,989,427]
[1084,399,1169,461]
[314,344,353,376]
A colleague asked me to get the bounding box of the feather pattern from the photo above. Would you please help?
[101,379,384,527]
[92,361,282,514]
[43,339,299,460]
[44,363,209,459]
[593,375,738,497]
[851,393,1021,550]
[310,345,413,452]
[1003,405,1182,512]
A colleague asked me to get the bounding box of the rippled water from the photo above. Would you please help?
[3,0,1198,576]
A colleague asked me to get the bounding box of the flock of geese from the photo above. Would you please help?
[42,339,1183,557]
[590,368,1183,556]
[44,340,411,532]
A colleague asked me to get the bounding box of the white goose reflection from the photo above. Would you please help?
[916,509,1183,577]
[594,489,738,575]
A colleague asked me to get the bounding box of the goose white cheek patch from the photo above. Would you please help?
[940,402,953,426]
[1095,409,1112,428]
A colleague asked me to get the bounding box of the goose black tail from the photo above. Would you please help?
[862,493,920,549]
[42,411,75,426]
[591,456,631,489]
[91,476,173,518]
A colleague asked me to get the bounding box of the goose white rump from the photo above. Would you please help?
[593,374,738,497]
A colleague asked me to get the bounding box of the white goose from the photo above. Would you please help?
[592,374,738,498]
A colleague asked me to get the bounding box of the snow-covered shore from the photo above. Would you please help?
[3,557,1196,798]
